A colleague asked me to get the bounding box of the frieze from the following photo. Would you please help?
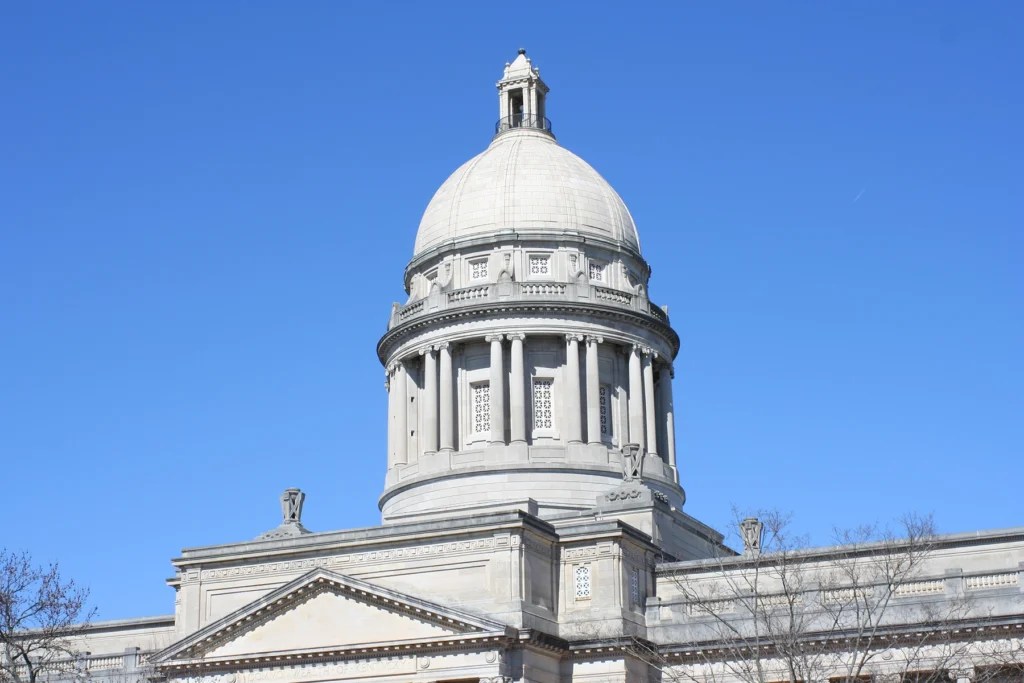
[198,538,498,581]
[171,657,415,683]
[561,543,613,561]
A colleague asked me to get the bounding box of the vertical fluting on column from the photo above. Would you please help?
[422,347,438,455]
[565,334,583,444]
[659,363,676,469]
[438,342,453,451]
[642,349,658,459]
[509,333,526,444]
[585,336,602,444]
[394,362,408,466]
[628,345,645,450]
[386,366,395,469]
[487,334,506,445]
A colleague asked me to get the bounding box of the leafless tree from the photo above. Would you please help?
[0,550,96,683]
[625,509,1024,683]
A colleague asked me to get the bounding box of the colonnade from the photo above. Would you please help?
[386,334,676,471]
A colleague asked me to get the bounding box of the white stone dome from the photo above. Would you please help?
[413,129,641,257]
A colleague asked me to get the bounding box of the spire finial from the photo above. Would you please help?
[518,47,526,55]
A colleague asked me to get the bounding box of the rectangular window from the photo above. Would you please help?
[533,379,553,430]
[599,384,612,440]
[470,259,488,281]
[472,383,490,434]
[575,565,591,599]
[529,255,550,276]
[589,262,605,282]
[630,568,640,604]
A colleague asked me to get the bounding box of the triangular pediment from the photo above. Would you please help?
[153,569,509,666]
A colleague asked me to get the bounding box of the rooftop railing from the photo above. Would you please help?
[388,280,668,331]
[494,113,553,136]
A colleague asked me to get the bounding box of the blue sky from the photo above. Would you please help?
[1,2,1021,621]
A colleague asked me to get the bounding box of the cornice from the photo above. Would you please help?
[657,527,1024,577]
[377,299,679,365]
[173,510,555,567]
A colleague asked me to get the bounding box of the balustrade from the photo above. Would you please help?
[389,281,668,330]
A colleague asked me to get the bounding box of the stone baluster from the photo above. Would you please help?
[628,345,645,449]
[659,363,676,470]
[509,333,526,443]
[565,334,584,444]
[642,349,658,460]
[486,334,506,444]
[394,362,408,466]
[585,336,602,444]
[421,347,438,455]
[438,342,453,451]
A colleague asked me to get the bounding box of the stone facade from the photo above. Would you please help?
[32,51,1023,683]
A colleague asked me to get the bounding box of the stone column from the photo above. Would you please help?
[585,336,602,444]
[394,362,408,466]
[659,364,676,469]
[386,366,395,468]
[509,333,526,443]
[529,84,538,124]
[628,345,645,449]
[422,348,438,455]
[643,350,658,459]
[565,334,583,444]
[438,342,453,451]
[487,334,505,445]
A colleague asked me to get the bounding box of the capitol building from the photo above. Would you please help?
[24,52,1023,683]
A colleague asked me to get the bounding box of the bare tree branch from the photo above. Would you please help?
[0,550,96,683]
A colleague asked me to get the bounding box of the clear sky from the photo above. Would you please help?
[1,2,1021,621]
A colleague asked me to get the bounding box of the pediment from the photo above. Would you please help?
[153,569,509,666]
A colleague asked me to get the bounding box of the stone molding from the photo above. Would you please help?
[194,537,502,583]
[377,298,678,364]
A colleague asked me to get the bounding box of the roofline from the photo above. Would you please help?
[174,509,556,564]
[657,525,1024,575]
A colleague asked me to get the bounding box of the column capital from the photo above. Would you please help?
[484,334,505,343]
[507,332,526,341]
[585,335,604,346]
[418,346,437,357]
[434,341,450,351]
[632,343,655,358]
[565,333,585,343]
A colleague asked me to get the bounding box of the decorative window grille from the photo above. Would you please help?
[589,262,605,281]
[599,384,612,439]
[630,568,640,604]
[529,255,550,275]
[472,383,490,434]
[533,379,553,430]
[575,565,591,599]
[470,259,488,281]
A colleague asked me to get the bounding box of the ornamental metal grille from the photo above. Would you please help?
[631,568,640,603]
[529,255,550,275]
[575,565,591,599]
[470,260,488,280]
[472,383,490,434]
[533,379,553,430]
[599,385,612,438]
[589,262,604,281]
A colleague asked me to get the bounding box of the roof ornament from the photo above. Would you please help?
[739,517,764,555]
[257,488,312,540]
[621,443,644,482]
